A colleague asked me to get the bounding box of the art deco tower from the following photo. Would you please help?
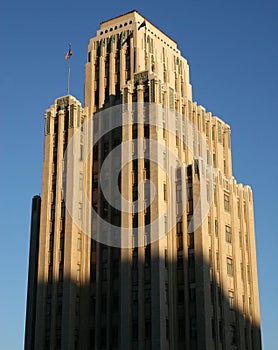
[25,10,262,350]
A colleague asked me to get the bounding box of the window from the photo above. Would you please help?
[229,324,237,345]
[132,322,138,340]
[225,225,232,243]
[144,245,151,267]
[164,249,168,268]
[189,283,196,302]
[208,216,211,235]
[177,250,183,269]
[228,290,234,309]
[144,284,151,303]
[163,183,167,201]
[78,203,83,220]
[227,257,233,276]
[216,252,220,271]
[79,172,83,190]
[77,232,82,250]
[166,319,169,339]
[209,249,212,267]
[93,145,98,160]
[211,318,216,339]
[163,122,166,138]
[164,216,167,234]
[177,284,184,304]
[239,231,243,248]
[177,234,183,250]
[80,144,83,161]
[101,263,107,281]
[217,121,222,143]
[58,264,63,281]
[219,321,223,343]
[102,201,108,217]
[215,219,218,237]
[48,265,53,283]
[224,194,230,212]
[101,294,107,313]
[76,264,81,282]
[247,265,251,284]
[103,142,109,158]
[145,320,151,338]
[178,319,185,340]
[92,173,98,189]
[190,318,196,339]
[188,248,195,267]
[75,295,80,315]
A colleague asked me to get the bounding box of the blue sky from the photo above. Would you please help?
[0,0,277,348]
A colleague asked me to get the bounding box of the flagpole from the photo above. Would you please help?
[67,56,70,95]
[66,43,72,95]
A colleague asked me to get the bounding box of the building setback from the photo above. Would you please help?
[25,10,262,350]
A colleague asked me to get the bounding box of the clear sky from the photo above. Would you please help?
[0,0,277,349]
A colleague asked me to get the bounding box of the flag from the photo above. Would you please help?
[65,46,72,60]
[138,20,146,30]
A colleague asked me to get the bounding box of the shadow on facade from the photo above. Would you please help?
[25,237,262,350]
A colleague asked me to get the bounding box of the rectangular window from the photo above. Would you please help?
[132,322,138,340]
[78,203,83,220]
[144,284,151,303]
[216,252,220,271]
[77,232,82,250]
[208,216,211,233]
[93,145,98,160]
[75,295,80,315]
[164,249,168,268]
[177,250,183,269]
[79,172,83,190]
[76,264,81,282]
[92,173,98,189]
[145,320,151,339]
[101,294,107,313]
[163,121,166,138]
[227,257,233,276]
[177,234,183,250]
[228,290,234,309]
[219,321,223,343]
[239,231,243,248]
[225,225,232,243]
[80,144,83,161]
[229,324,237,345]
[188,248,195,267]
[245,234,249,251]
[165,282,169,304]
[189,283,196,302]
[217,121,222,143]
[163,183,167,201]
[58,264,63,281]
[224,194,230,212]
[101,262,107,281]
[190,318,196,339]
[215,219,218,237]
[211,318,215,339]
[177,284,184,304]
[209,249,212,267]
[46,113,51,134]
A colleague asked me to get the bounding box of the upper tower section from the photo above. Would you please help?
[84,10,192,115]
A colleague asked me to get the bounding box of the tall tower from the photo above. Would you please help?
[25,10,262,350]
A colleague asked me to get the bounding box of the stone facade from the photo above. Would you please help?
[25,10,261,350]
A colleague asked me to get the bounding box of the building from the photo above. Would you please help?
[25,10,262,350]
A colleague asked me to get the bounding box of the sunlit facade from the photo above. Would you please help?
[25,10,261,350]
